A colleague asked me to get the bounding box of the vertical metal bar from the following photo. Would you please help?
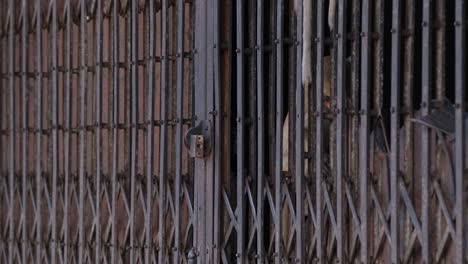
[390,0,402,262]
[315,0,324,261]
[7,0,15,262]
[454,0,465,262]
[434,0,445,100]
[158,0,169,261]
[173,0,185,262]
[64,0,72,261]
[129,0,138,262]
[205,0,215,261]
[235,0,246,262]
[95,0,103,262]
[402,0,414,229]
[335,0,346,260]
[350,0,361,227]
[274,0,283,262]
[212,0,222,261]
[421,0,432,262]
[256,0,265,262]
[295,0,304,262]
[21,0,29,262]
[174,0,185,261]
[146,0,155,263]
[50,0,58,262]
[373,0,384,120]
[194,0,207,259]
[305,1,315,183]
[35,0,43,261]
[78,0,88,261]
[111,0,119,262]
[359,0,371,262]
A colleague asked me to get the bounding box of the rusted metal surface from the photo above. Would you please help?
[1,0,467,263]
[0,0,195,262]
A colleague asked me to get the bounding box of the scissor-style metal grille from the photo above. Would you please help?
[1,0,467,263]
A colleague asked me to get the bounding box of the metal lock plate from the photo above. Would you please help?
[184,120,212,158]
[191,135,204,158]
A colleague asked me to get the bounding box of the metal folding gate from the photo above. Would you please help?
[0,0,467,263]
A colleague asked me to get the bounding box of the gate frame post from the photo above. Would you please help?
[193,0,219,262]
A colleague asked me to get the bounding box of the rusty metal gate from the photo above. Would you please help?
[0,0,467,263]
